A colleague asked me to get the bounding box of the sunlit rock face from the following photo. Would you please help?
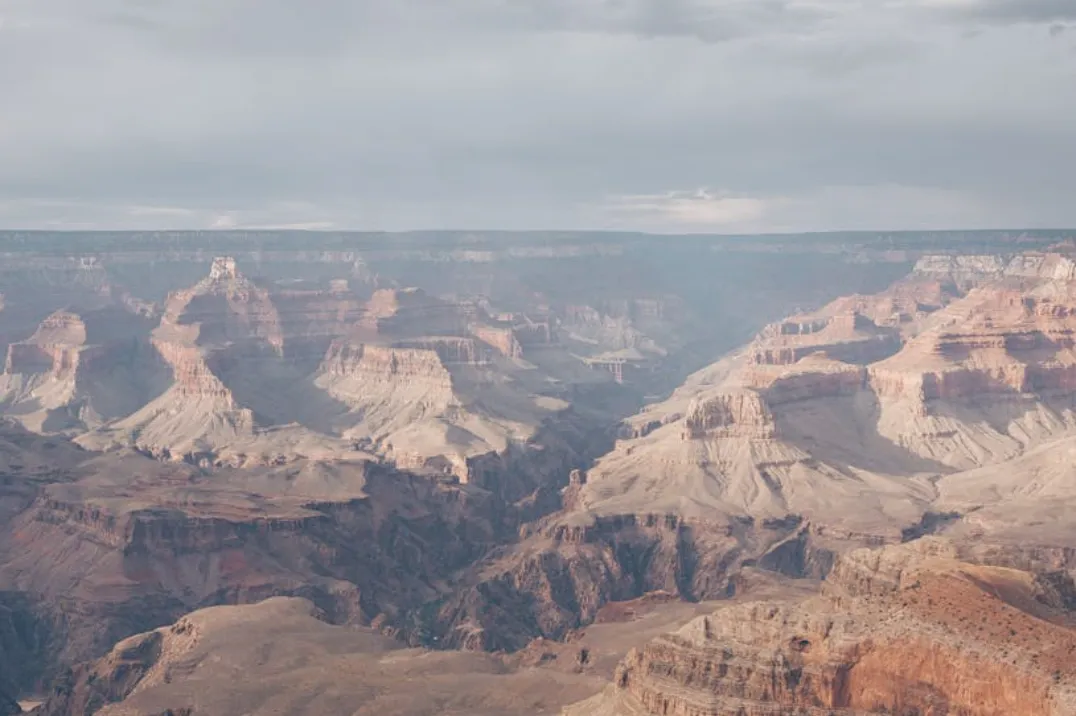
[569,541,1076,716]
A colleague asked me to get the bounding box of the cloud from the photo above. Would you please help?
[925,0,1076,25]
[596,184,1023,233]
[92,0,839,53]
[602,189,772,230]
[499,0,839,43]
[950,0,1076,24]
[0,0,1073,231]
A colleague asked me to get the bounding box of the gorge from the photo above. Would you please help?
[0,230,1075,715]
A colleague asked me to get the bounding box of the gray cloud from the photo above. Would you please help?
[951,0,1076,25]
[0,0,1074,231]
[97,0,836,51]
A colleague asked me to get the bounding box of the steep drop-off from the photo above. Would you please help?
[568,539,1076,715]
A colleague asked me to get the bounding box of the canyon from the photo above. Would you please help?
[0,230,1075,714]
[568,538,1076,716]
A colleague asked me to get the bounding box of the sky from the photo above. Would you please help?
[0,0,1074,233]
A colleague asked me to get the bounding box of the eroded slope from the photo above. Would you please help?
[568,539,1076,715]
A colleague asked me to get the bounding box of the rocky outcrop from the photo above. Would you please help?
[0,592,48,705]
[870,287,1076,404]
[14,232,1076,710]
[148,339,232,400]
[914,252,1076,287]
[682,390,775,439]
[753,360,867,405]
[511,317,557,347]
[270,285,368,356]
[157,257,285,351]
[3,311,88,377]
[470,322,524,359]
[562,304,668,356]
[356,288,467,340]
[569,540,1076,716]
[913,253,1011,285]
[0,307,168,432]
[429,514,843,653]
[751,312,900,367]
[319,341,455,386]
[0,456,522,677]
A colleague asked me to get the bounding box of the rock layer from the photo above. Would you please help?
[569,540,1076,715]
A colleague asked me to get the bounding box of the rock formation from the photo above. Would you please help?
[568,539,1076,715]
[64,260,595,476]
[0,306,167,433]
[436,252,1076,660]
[32,597,603,716]
[7,231,1076,711]
[75,259,370,465]
[0,445,526,676]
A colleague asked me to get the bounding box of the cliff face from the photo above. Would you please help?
[68,258,599,476]
[570,540,1076,716]
[913,252,1076,287]
[573,252,1076,526]
[560,300,678,359]
[0,592,47,706]
[76,259,378,463]
[11,236,1076,710]
[750,312,901,367]
[429,514,843,653]
[470,322,525,359]
[0,307,167,432]
[682,390,775,439]
[356,287,469,340]
[319,341,456,385]
[446,251,1076,666]
[0,455,523,676]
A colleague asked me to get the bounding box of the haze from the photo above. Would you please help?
[1,0,1075,232]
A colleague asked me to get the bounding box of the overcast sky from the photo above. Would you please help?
[1,0,1074,232]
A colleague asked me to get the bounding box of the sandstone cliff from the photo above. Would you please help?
[76,259,367,465]
[0,307,168,433]
[568,539,1076,715]
[72,259,593,477]
[445,252,1076,662]
[0,447,531,675]
[568,253,1076,530]
[8,234,1070,710]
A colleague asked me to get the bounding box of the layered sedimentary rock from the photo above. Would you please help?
[0,307,167,433]
[270,280,370,359]
[355,287,468,340]
[428,512,847,654]
[470,322,525,359]
[310,289,586,481]
[568,540,1076,716]
[78,258,361,464]
[865,280,1076,469]
[749,311,900,367]
[445,253,1076,659]
[682,390,775,439]
[0,446,528,678]
[456,252,1076,671]
[560,298,686,370]
[576,252,1076,527]
[913,251,1076,287]
[73,259,592,474]
[12,233,1076,710]
[33,597,605,716]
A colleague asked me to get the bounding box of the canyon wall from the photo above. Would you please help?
[570,541,1076,716]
